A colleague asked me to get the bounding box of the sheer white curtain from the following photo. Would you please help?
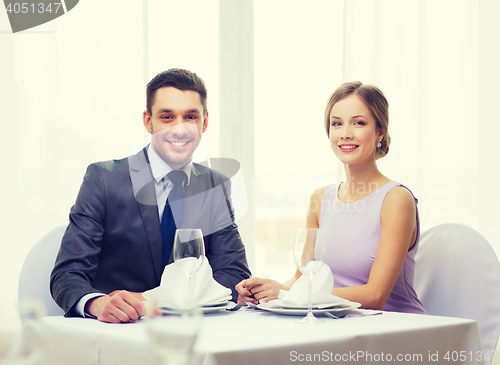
[343,0,500,256]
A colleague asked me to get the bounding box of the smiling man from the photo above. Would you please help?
[50,69,251,323]
[144,81,207,169]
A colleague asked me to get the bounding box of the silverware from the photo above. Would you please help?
[245,302,261,310]
[324,312,340,319]
[226,303,243,311]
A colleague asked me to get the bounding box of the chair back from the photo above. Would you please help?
[18,225,67,316]
[415,223,500,358]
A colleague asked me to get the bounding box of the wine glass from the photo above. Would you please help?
[0,299,46,365]
[144,300,202,365]
[173,229,205,309]
[293,228,326,324]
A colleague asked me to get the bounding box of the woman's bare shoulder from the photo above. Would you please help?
[310,185,329,202]
[382,185,416,217]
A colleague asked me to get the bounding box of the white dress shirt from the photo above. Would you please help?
[147,144,192,219]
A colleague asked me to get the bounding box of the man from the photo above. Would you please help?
[50,69,251,323]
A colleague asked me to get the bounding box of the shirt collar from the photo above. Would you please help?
[147,144,192,185]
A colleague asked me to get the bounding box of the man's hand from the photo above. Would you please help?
[236,278,258,305]
[86,290,145,323]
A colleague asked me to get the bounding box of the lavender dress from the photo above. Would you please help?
[318,181,427,314]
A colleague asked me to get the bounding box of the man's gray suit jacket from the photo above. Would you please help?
[50,147,251,316]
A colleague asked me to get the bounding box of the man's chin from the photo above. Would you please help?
[160,154,193,170]
[151,143,197,169]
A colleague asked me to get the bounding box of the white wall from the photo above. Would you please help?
[0,0,146,311]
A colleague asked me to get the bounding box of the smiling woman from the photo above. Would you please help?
[329,94,383,166]
[237,81,427,315]
[325,81,390,161]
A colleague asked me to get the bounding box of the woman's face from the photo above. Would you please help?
[328,94,382,166]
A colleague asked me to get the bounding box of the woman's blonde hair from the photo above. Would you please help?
[324,81,390,159]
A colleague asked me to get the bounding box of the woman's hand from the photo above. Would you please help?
[236,277,290,304]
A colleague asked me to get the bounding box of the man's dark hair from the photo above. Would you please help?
[146,68,207,115]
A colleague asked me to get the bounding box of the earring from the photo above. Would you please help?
[377,141,382,148]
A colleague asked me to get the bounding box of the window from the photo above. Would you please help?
[253,1,345,281]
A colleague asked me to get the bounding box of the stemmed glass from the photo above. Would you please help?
[0,299,46,365]
[145,300,202,365]
[173,229,205,309]
[293,228,325,324]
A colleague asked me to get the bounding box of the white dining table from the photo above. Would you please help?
[17,308,487,365]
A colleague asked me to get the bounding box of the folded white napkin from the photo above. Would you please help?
[143,258,232,309]
[272,262,349,308]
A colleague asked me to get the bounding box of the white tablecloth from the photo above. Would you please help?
[22,309,487,365]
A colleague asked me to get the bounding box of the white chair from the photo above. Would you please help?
[415,223,500,359]
[18,225,67,316]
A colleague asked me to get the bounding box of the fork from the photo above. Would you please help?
[226,303,243,311]
[324,312,341,319]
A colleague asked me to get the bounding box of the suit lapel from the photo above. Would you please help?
[128,147,163,282]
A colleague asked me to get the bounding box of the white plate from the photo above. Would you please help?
[145,296,230,308]
[275,302,352,310]
[266,296,351,309]
[257,301,361,316]
[202,300,231,307]
[160,301,229,315]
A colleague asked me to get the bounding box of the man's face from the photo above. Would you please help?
[143,87,208,169]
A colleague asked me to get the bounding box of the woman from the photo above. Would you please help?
[237,82,426,314]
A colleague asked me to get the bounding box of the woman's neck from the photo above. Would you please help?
[340,162,389,201]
